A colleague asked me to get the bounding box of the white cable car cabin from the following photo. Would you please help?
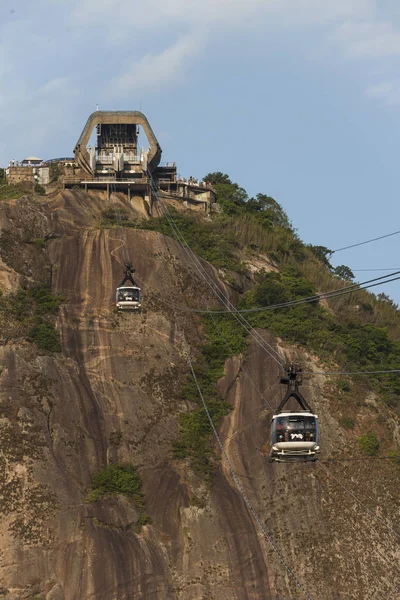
[116,264,141,312]
[270,366,320,462]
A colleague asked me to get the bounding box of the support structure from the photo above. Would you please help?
[276,365,313,413]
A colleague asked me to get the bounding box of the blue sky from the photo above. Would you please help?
[2,0,400,302]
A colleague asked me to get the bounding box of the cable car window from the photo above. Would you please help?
[118,288,139,301]
[288,418,305,430]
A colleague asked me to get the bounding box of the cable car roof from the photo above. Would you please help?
[272,412,318,419]
[117,285,140,290]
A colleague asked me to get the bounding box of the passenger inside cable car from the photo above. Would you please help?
[117,288,140,302]
[116,285,141,311]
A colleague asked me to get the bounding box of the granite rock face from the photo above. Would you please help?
[0,192,399,600]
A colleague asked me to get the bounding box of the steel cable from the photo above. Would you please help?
[158,198,285,368]
[152,203,314,600]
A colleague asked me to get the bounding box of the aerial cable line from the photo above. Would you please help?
[153,204,314,600]
[155,198,400,378]
[352,268,400,272]
[319,455,400,463]
[110,178,130,267]
[157,197,286,368]
[152,203,277,411]
[318,462,400,541]
[306,368,400,375]
[154,183,398,560]
[154,270,400,315]
[159,200,284,367]
[332,229,400,253]
[185,346,313,600]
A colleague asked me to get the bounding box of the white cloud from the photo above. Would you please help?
[365,79,400,104]
[337,21,400,57]
[70,0,374,31]
[112,33,203,92]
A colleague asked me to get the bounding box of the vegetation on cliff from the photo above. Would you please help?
[99,170,400,479]
[87,463,151,530]
[0,285,63,352]
[173,317,247,483]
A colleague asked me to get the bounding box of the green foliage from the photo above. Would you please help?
[28,322,61,352]
[0,182,29,201]
[34,183,46,196]
[0,168,5,181]
[340,416,355,429]
[32,238,47,249]
[337,379,351,393]
[236,267,400,408]
[388,450,400,464]
[357,432,380,455]
[173,316,247,483]
[333,265,354,281]
[307,245,333,268]
[87,463,150,530]
[87,463,144,503]
[135,513,152,532]
[140,209,245,272]
[0,285,63,351]
[49,162,62,182]
[245,193,291,229]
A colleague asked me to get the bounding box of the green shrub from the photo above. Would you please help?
[0,182,29,201]
[337,379,351,393]
[173,316,247,483]
[357,432,380,456]
[88,463,143,502]
[28,323,61,352]
[32,238,46,249]
[87,464,151,532]
[34,183,46,195]
[0,285,63,351]
[388,450,400,464]
[49,162,62,182]
[135,513,152,532]
[340,416,355,430]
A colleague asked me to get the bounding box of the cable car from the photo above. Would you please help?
[116,264,141,312]
[270,366,320,462]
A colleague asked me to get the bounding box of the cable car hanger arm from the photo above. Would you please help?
[118,263,138,287]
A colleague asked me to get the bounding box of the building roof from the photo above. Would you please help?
[22,156,42,162]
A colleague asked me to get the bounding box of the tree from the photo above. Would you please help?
[0,168,5,181]
[307,245,333,268]
[246,193,291,229]
[202,172,232,186]
[49,162,62,182]
[203,172,247,214]
[333,265,354,281]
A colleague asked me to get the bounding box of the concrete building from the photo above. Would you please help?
[66,110,215,211]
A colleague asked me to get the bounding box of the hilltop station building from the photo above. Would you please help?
[4,111,215,212]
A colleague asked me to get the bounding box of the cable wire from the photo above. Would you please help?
[184,343,314,600]
[352,268,400,272]
[157,197,286,368]
[304,369,400,376]
[152,181,399,558]
[318,462,400,541]
[152,210,314,599]
[153,203,277,411]
[150,269,400,315]
[332,229,400,253]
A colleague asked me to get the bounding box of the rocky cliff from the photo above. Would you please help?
[0,190,399,600]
